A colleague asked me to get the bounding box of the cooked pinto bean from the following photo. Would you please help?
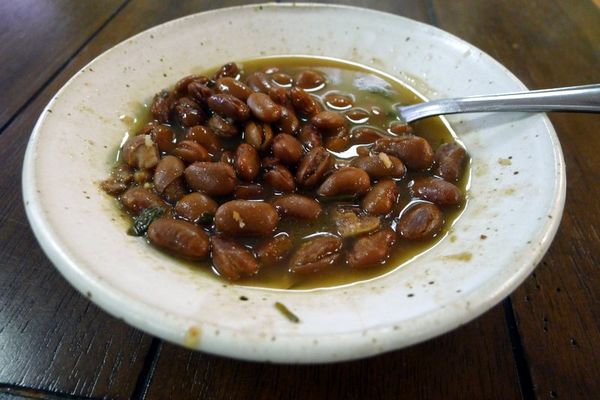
[362,180,398,215]
[289,86,321,117]
[161,180,186,203]
[272,194,322,220]
[296,146,332,188]
[120,187,166,215]
[310,111,347,132]
[187,80,214,105]
[295,70,325,90]
[324,92,353,109]
[290,236,343,274]
[234,143,260,182]
[434,143,467,182]
[388,122,413,135]
[154,156,185,193]
[133,169,152,184]
[100,180,128,195]
[333,208,380,238]
[112,164,134,183]
[220,150,235,165]
[271,72,293,86]
[345,108,369,123]
[175,193,218,223]
[351,126,384,144]
[215,200,278,236]
[261,156,280,169]
[324,127,350,152]
[208,114,239,138]
[234,183,264,199]
[172,140,210,163]
[256,234,293,265]
[149,90,176,123]
[348,228,396,268]
[356,146,371,157]
[372,136,434,170]
[317,167,370,197]
[246,71,273,93]
[212,62,239,80]
[184,162,236,196]
[148,219,209,260]
[269,86,293,108]
[350,154,406,179]
[185,125,222,154]
[210,236,259,280]
[247,93,282,122]
[264,164,296,193]
[216,77,253,101]
[175,74,208,94]
[244,121,273,152]
[154,155,186,203]
[274,107,300,135]
[410,177,462,205]
[397,202,444,239]
[122,135,160,169]
[101,164,135,195]
[207,93,250,122]
[173,97,205,127]
[298,123,322,150]
[140,123,175,153]
[272,133,303,165]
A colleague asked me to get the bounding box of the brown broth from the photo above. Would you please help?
[115,56,469,290]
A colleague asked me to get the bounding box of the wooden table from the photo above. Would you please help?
[1,1,598,399]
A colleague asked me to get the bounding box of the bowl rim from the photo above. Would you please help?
[22,2,566,362]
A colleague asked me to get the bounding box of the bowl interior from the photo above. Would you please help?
[23,3,564,362]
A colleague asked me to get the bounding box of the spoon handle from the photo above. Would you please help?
[397,83,600,123]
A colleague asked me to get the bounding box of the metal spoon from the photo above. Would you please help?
[396,84,600,123]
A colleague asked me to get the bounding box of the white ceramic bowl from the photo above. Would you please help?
[22,3,565,363]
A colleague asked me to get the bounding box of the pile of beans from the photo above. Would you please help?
[101,60,467,282]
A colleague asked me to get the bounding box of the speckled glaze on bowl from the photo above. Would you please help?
[22,3,565,363]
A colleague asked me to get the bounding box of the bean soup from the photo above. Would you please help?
[101,56,469,289]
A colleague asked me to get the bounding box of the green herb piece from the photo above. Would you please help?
[128,206,165,236]
[274,302,300,323]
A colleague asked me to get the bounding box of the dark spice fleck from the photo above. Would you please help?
[239,296,248,301]
[480,234,488,240]
[275,302,300,323]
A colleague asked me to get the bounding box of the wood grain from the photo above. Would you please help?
[145,306,521,400]
[431,0,600,398]
[0,0,125,131]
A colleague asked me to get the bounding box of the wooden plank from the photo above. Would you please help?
[0,0,125,130]
[0,385,89,400]
[144,306,521,400]
[431,0,600,398]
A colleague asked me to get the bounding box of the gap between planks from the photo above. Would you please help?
[0,0,131,137]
